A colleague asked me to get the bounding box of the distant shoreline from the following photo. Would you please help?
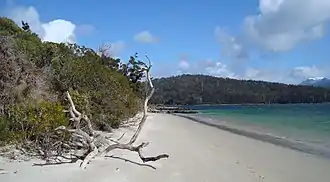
[166,102,330,108]
[172,113,330,160]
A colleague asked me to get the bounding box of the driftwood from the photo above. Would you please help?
[53,54,168,169]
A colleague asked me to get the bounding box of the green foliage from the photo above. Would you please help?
[0,17,43,64]
[45,43,143,128]
[0,17,145,145]
[0,35,47,111]
[0,116,11,146]
[69,88,91,114]
[0,17,23,36]
[56,55,141,128]
[0,101,68,143]
[15,32,43,64]
[151,74,330,105]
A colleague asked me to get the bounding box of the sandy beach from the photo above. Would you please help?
[1,113,330,182]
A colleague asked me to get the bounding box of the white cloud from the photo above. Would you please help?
[178,59,190,70]
[289,65,326,79]
[176,57,330,84]
[243,67,284,82]
[4,4,92,43]
[105,41,126,57]
[204,61,236,78]
[42,20,76,43]
[214,26,248,59]
[209,0,330,84]
[175,58,236,78]
[179,59,238,79]
[242,65,330,84]
[244,0,330,51]
[245,68,261,79]
[134,31,158,43]
[97,41,126,58]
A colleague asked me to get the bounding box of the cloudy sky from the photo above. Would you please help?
[1,0,330,84]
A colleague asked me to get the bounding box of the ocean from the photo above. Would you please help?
[179,103,330,159]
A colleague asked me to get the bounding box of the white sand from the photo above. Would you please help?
[1,113,330,182]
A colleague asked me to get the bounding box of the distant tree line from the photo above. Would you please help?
[150,74,330,105]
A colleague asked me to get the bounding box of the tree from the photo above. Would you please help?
[151,74,330,105]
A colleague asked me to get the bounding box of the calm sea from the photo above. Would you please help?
[181,103,330,158]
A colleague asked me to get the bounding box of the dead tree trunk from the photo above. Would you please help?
[128,55,154,144]
[55,54,168,169]
[101,54,168,162]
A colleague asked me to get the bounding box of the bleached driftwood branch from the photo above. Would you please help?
[54,54,168,169]
[101,54,168,161]
[128,54,154,144]
[55,91,98,168]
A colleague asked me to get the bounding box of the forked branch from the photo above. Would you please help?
[54,54,168,169]
[101,54,169,162]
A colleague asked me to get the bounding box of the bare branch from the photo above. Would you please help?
[117,133,125,141]
[98,44,112,58]
[99,55,169,164]
[101,142,168,163]
[55,126,98,169]
[66,91,95,136]
[66,91,81,116]
[53,91,99,168]
[128,57,154,144]
[41,55,168,169]
[145,54,152,69]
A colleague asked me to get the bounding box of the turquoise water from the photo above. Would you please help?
[186,104,330,153]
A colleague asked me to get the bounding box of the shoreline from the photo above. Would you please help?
[173,113,330,160]
[169,102,330,107]
[1,113,330,181]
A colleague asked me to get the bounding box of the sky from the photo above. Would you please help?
[1,0,330,84]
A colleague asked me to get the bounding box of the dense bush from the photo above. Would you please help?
[49,44,142,129]
[0,17,146,145]
[0,101,68,145]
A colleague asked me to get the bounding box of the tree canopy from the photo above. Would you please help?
[151,74,330,105]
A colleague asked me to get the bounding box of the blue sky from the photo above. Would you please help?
[1,0,330,84]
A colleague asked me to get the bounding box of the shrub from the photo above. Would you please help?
[0,17,144,146]
[52,50,141,128]
[0,17,23,36]
[0,116,11,146]
[0,101,68,143]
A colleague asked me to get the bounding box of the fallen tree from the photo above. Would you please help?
[51,54,169,169]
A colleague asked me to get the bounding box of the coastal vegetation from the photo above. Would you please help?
[0,17,168,168]
[151,74,330,105]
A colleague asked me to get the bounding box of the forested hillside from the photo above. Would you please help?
[151,74,330,105]
[0,17,148,144]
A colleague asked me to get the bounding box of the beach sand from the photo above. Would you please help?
[1,113,330,182]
